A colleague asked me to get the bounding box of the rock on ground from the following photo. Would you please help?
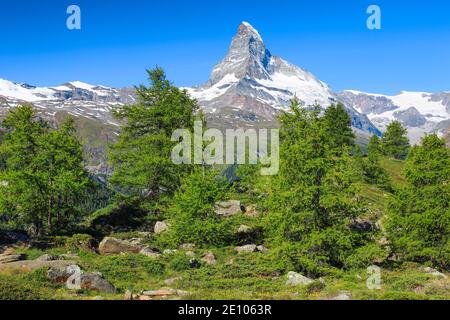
[0,259,77,273]
[139,247,161,258]
[98,237,141,255]
[141,289,189,297]
[244,205,260,217]
[0,253,26,264]
[164,277,183,286]
[424,267,448,279]
[154,221,170,234]
[285,271,314,286]
[235,244,257,253]
[47,265,115,294]
[237,225,251,233]
[214,200,243,217]
[201,251,217,265]
[330,291,352,300]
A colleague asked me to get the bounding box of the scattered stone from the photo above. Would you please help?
[60,253,80,260]
[137,232,152,238]
[139,247,161,259]
[164,277,182,286]
[47,264,82,284]
[142,289,177,297]
[201,251,216,265]
[179,243,195,250]
[330,291,352,300]
[163,249,178,255]
[128,238,143,246]
[285,271,314,286]
[141,289,189,297]
[244,205,260,217]
[214,200,243,217]
[47,265,116,294]
[0,259,76,273]
[256,245,268,253]
[235,244,257,253]
[154,221,170,234]
[36,254,58,262]
[0,253,26,264]
[237,225,251,233]
[81,273,115,294]
[424,267,447,279]
[139,295,152,301]
[185,251,196,257]
[98,237,141,255]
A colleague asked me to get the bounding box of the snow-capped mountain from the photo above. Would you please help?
[0,78,135,125]
[0,20,448,170]
[186,22,380,135]
[337,90,450,144]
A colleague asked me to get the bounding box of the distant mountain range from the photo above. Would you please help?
[0,21,449,174]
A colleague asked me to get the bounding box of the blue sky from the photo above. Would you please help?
[0,0,449,94]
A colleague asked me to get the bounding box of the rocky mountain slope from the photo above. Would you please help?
[338,90,450,144]
[0,21,448,173]
[186,22,380,136]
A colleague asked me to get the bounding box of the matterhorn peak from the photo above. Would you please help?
[238,21,263,42]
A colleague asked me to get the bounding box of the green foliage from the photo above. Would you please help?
[344,243,387,269]
[265,99,371,276]
[368,134,381,156]
[362,136,393,191]
[79,252,165,290]
[381,121,410,160]
[323,102,355,152]
[109,68,198,212]
[64,233,95,251]
[0,105,90,235]
[386,134,450,269]
[168,252,196,271]
[0,270,53,300]
[84,201,147,235]
[168,167,234,246]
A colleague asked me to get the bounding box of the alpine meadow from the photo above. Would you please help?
[0,4,449,303]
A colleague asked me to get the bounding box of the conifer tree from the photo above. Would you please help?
[386,134,450,268]
[109,68,198,210]
[0,105,89,235]
[266,99,369,275]
[381,121,410,159]
[323,103,355,153]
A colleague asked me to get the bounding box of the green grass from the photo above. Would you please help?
[379,157,407,186]
[2,244,449,300]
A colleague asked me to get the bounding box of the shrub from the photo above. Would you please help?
[168,168,234,246]
[64,234,96,251]
[0,274,51,300]
[345,243,388,269]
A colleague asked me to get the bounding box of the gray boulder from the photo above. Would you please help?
[285,271,314,286]
[47,265,115,294]
[235,244,257,253]
[0,253,26,264]
[214,200,243,217]
[139,247,161,259]
[98,237,141,255]
[201,251,217,265]
[154,221,170,234]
